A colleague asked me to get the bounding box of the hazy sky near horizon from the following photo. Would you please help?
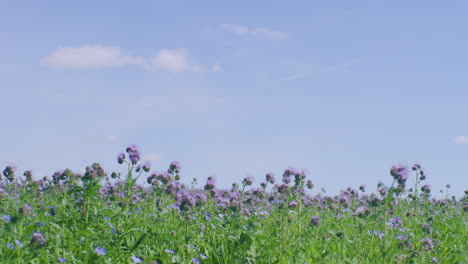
[1,0,468,196]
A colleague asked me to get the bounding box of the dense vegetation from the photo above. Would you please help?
[0,145,467,263]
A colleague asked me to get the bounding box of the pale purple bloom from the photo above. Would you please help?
[30,232,46,247]
[368,230,385,239]
[15,239,23,247]
[131,256,143,263]
[199,253,207,259]
[309,216,321,226]
[192,258,200,264]
[2,214,11,223]
[117,153,125,164]
[164,249,174,254]
[95,247,107,256]
[390,165,409,184]
[7,243,15,249]
[59,257,67,262]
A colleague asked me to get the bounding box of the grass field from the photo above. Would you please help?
[1,145,467,263]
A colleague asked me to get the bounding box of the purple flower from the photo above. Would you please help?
[143,162,151,172]
[397,234,408,241]
[204,177,216,191]
[59,257,67,262]
[15,239,23,247]
[192,258,200,264]
[387,217,403,229]
[309,216,321,226]
[117,153,125,164]
[421,184,431,194]
[2,214,11,223]
[95,247,107,256]
[168,161,181,174]
[30,232,46,247]
[265,173,275,184]
[3,165,16,181]
[243,176,253,186]
[199,253,207,259]
[421,237,434,250]
[126,145,140,165]
[131,256,143,263]
[368,230,385,239]
[164,249,174,254]
[390,165,409,184]
[7,243,15,249]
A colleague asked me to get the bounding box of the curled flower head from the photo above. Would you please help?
[243,176,253,186]
[390,165,409,185]
[126,145,140,165]
[3,165,16,182]
[117,153,125,164]
[309,215,321,226]
[266,173,275,184]
[30,232,46,248]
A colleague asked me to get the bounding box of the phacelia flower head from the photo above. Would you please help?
[143,162,151,172]
[243,176,253,186]
[309,215,321,226]
[30,232,46,248]
[117,153,125,164]
[168,161,181,174]
[3,165,16,182]
[390,165,409,184]
[266,173,275,184]
[95,247,107,256]
[126,145,140,165]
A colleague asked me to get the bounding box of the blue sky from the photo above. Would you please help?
[1,0,467,196]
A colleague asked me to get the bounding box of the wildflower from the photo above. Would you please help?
[390,165,408,184]
[143,162,151,172]
[359,184,366,192]
[95,247,107,256]
[30,232,46,247]
[168,161,181,174]
[59,257,67,262]
[204,177,216,191]
[353,206,370,217]
[306,180,314,189]
[421,184,431,194]
[397,234,408,241]
[2,214,11,223]
[243,176,253,186]
[199,253,208,259]
[387,217,403,228]
[421,237,434,250]
[432,257,439,263]
[164,249,174,254]
[117,153,125,164]
[3,165,16,181]
[309,216,321,226]
[131,256,143,263]
[19,203,32,216]
[368,230,385,239]
[15,239,23,247]
[126,145,140,165]
[7,243,15,249]
[421,223,433,234]
[192,258,200,264]
[265,173,275,184]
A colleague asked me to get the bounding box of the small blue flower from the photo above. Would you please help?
[7,243,15,249]
[164,249,174,254]
[15,239,23,247]
[2,214,11,223]
[192,258,200,264]
[199,253,208,259]
[131,256,143,263]
[59,257,67,262]
[34,222,46,226]
[95,247,107,256]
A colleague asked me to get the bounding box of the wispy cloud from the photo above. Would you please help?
[42,45,143,69]
[454,136,468,144]
[222,24,286,39]
[42,45,220,72]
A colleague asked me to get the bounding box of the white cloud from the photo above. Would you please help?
[222,24,286,38]
[42,45,144,69]
[146,48,207,72]
[43,45,220,72]
[454,136,468,144]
